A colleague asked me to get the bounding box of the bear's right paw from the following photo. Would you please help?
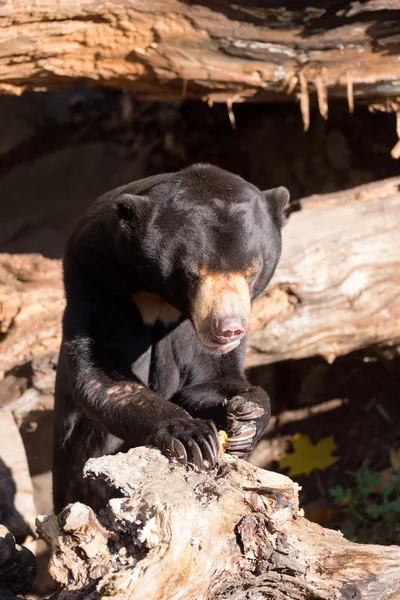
[148,418,219,471]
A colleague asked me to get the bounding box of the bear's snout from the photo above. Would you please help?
[191,271,251,354]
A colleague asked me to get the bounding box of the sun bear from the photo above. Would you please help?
[53,164,289,512]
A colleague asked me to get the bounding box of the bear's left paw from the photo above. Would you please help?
[148,417,219,471]
[225,391,270,458]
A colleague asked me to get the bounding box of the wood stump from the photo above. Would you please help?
[37,448,400,599]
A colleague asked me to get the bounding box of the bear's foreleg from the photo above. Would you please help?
[62,320,219,470]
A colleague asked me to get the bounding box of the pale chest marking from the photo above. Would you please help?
[132,292,181,326]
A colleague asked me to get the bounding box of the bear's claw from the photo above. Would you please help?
[225,394,269,457]
[149,417,219,470]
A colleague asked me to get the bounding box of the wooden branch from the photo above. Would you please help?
[1,177,399,375]
[37,448,400,599]
[1,0,400,110]
[292,176,400,212]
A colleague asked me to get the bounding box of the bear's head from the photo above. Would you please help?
[115,164,289,354]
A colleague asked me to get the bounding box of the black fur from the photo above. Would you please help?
[53,164,289,512]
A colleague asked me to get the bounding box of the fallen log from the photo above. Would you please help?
[1,177,400,376]
[246,175,400,366]
[36,447,400,599]
[1,0,400,118]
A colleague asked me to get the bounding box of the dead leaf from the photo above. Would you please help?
[218,430,228,454]
[307,507,346,525]
[378,468,393,491]
[278,433,338,477]
[390,448,400,472]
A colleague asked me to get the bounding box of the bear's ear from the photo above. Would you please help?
[262,186,290,225]
[114,193,150,229]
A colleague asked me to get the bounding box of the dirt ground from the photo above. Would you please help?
[1,88,399,594]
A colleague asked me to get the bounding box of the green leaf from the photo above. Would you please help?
[356,469,380,494]
[382,480,396,498]
[387,498,400,513]
[367,504,384,519]
[329,486,352,506]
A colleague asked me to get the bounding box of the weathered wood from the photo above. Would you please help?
[1,0,400,115]
[246,175,400,366]
[0,253,63,379]
[37,447,400,599]
[1,177,400,374]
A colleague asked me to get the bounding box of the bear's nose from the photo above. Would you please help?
[213,317,246,340]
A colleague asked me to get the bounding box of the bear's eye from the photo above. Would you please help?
[244,265,261,286]
[186,267,201,286]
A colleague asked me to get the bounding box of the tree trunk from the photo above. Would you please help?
[1,1,400,115]
[36,447,400,600]
[1,177,399,378]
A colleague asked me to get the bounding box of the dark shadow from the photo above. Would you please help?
[367,18,400,56]
[247,347,400,413]
[177,0,399,48]
[19,411,54,478]
[0,458,32,544]
[1,90,398,258]
[247,348,400,542]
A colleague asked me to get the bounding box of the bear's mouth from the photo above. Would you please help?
[190,270,251,355]
[198,336,242,354]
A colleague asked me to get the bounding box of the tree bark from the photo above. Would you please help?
[1,177,400,378]
[36,447,400,600]
[1,0,400,113]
